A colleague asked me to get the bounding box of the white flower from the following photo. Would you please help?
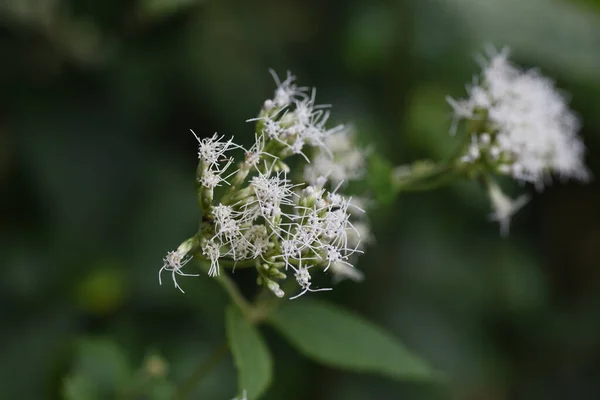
[244,133,276,167]
[243,225,271,258]
[346,221,372,251]
[212,204,245,241]
[199,159,236,189]
[330,261,365,283]
[159,242,198,293]
[269,70,308,107]
[247,168,299,221]
[201,239,222,277]
[191,131,240,167]
[290,266,331,300]
[487,181,530,236]
[164,70,369,297]
[448,47,589,187]
[303,127,366,187]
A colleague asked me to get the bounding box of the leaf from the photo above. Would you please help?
[269,299,439,381]
[441,0,600,82]
[63,338,131,400]
[140,0,204,20]
[226,306,273,400]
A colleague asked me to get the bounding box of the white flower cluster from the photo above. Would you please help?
[161,71,371,297]
[303,125,367,188]
[447,47,589,187]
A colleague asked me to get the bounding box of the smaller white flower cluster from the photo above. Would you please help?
[248,70,346,163]
[447,47,589,188]
[161,71,372,297]
[303,126,367,188]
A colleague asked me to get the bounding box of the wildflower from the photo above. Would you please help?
[201,239,222,277]
[247,168,299,222]
[303,127,366,187]
[330,261,365,283]
[162,71,370,298]
[159,238,199,293]
[269,70,308,107]
[244,133,276,168]
[192,131,241,168]
[448,47,589,187]
[290,266,332,300]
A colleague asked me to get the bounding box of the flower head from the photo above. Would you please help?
[201,239,222,277]
[163,71,371,298]
[269,70,308,108]
[303,126,367,187]
[448,47,589,187]
[289,266,332,300]
[159,238,199,293]
[192,131,241,168]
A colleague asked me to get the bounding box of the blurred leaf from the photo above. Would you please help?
[135,353,175,400]
[269,299,438,381]
[146,380,176,400]
[405,85,456,159]
[140,0,204,20]
[75,265,126,316]
[443,0,600,82]
[63,373,95,400]
[344,6,396,72]
[63,338,131,400]
[226,306,273,400]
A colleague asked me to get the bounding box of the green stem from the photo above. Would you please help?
[172,342,229,400]
[394,163,456,193]
[394,122,479,193]
[196,260,254,319]
[396,165,459,192]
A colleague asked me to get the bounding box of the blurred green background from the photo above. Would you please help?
[2,0,600,398]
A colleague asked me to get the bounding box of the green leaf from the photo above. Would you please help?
[444,0,600,82]
[269,299,439,381]
[140,0,204,20]
[226,306,273,400]
[63,338,132,400]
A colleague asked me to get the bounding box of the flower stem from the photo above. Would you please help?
[172,342,229,400]
[214,272,255,319]
[196,260,255,319]
[394,163,457,192]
